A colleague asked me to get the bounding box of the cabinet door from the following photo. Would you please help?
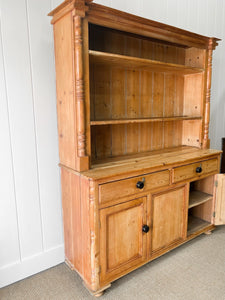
[99,197,147,284]
[213,174,225,225]
[152,186,187,253]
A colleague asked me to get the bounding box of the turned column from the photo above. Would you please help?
[203,38,214,149]
[74,9,89,170]
[74,15,85,157]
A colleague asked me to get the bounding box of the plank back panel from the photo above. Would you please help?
[174,75,184,116]
[152,73,164,117]
[164,74,176,117]
[126,69,139,118]
[183,73,204,117]
[140,71,153,117]
[111,68,126,119]
[182,120,202,147]
[89,23,187,65]
[91,121,187,163]
[90,64,111,120]
[185,47,206,68]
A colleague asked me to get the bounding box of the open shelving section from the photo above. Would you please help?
[187,216,211,236]
[89,23,205,165]
[187,176,214,236]
[189,190,213,209]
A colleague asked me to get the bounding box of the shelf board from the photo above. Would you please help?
[89,50,204,75]
[90,116,202,126]
[187,216,211,236]
[189,191,213,209]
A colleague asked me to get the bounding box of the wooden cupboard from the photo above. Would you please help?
[49,0,225,296]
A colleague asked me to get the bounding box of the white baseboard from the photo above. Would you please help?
[0,244,65,288]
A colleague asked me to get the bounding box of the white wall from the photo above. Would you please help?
[0,0,64,287]
[1,0,225,288]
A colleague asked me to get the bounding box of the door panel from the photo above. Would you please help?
[214,174,225,225]
[152,186,187,252]
[99,197,147,284]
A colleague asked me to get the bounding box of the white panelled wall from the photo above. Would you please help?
[0,0,225,288]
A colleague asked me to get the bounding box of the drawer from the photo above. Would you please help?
[173,158,218,183]
[99,170,170,205]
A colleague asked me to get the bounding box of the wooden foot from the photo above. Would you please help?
[204,230,212,235]
[82,281,111,297]
[94,292,104,297]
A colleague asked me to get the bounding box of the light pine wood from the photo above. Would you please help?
[173,158,219,184]
[74,15,85,157]
[49,1,223,295]
[192,175,214,194]
[86,148,221,180]
[90,116,201,125]
[126,123,139,154]
[111,68,126,119]
[183,73,204,117]
[182,119,202,147]
[99,170,170,206]
[190,199,213,223]
[213,174,225,225]
[185,47,206,68]
[86,3,220,49]
[203,39,214,149]
[89,50,204,75]
[99,197,147,284]
[187,215,211,236]
[152,186,187,252]
[53,13,76,169]
[111,124,126,157]
[140,70,152,117]
[83,18,91,157]
[61,167,100,291]
[189,191,213,208]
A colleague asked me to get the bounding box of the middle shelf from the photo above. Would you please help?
[89,50,204,75]
[189,190,213,209]
[90,116,202,125]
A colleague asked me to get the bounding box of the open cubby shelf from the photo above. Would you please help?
[89,50,204,75]
[187,215,211,236]
[189,190,213,208]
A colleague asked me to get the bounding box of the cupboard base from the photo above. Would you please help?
[66,224,215,296]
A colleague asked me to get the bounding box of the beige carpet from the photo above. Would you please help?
[1,226,225,300]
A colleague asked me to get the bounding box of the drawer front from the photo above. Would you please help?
[173,158,218,183]
[99,170,170,205]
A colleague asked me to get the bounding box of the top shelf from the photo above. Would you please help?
[89,50,204,75]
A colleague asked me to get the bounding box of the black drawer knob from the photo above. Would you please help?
[142,225,149,233]
[136,181,144,189]
[196,166,202,173]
